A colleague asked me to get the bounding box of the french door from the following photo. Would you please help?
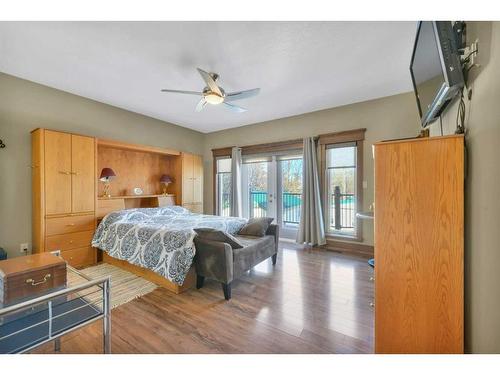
[241,159,277,223]
[241,155,303,239]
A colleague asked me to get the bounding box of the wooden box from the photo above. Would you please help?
[0,253,67,307]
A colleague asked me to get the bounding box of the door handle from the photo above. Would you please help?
[59,171,71,175]
[26,274,51,286]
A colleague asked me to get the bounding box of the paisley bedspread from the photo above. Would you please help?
[92,206,247,285]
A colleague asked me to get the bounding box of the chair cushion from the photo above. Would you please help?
[232,235,276,278]
[238,217,274,237]
[193,228,244,249]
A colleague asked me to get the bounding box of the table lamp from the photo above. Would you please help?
[160,174,172,195]
[99,168,116,198]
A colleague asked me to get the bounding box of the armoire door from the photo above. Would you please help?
[71,135,95,213]
[182,153,194,204]
[44,130,72,215]
[374,136,464,353]
[193,155,203,204]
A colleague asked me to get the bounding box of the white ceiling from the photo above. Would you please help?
[0,21,417,133]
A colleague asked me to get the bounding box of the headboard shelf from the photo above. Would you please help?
[97,145,179,198]
[97,194,176,219]
[98,194,175,200]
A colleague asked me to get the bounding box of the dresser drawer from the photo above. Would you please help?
[46,215,95,236]
[60,247,95,269]
[45,230,94,252]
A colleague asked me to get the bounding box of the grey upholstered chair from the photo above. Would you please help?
[193,224,279,300]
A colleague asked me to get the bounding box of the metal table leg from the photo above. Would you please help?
[103,277,111,354]
[54,337,61,352]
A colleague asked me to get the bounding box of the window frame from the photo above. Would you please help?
[319,128,365,242]
[214,156,232,216]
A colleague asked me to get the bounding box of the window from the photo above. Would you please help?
[216,157,232,216]
[319,128,365,241]
[325,143,357,237]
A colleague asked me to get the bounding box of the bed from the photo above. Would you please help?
[92,206,247,290]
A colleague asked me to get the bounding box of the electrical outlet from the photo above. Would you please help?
[20,243,29,253]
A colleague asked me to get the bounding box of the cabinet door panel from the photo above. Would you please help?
[71,135,95,213]
[182,153,194,204]
[45,130,72,215]
[193,155,203,204]
[374,137,464,353]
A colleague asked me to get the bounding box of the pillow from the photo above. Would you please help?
[193,228,244,249]
[238,217,273,237]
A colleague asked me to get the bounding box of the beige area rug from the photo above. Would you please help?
[67,263,158,309]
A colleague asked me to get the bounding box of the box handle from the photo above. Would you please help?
[26,274,52,286]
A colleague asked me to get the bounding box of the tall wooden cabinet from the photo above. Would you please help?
[373,135,464,354]
[181,152,203,213]
[32,129,97,268]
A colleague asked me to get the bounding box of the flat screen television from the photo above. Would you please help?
[410,21,465,127]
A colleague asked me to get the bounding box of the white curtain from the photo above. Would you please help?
[230,147,243,217]
[297,137,326,246]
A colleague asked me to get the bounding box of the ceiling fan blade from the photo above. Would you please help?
[195,98,207,112]
[197,68,223,96]
[223,102,247,113]
[225,88,260,101]
[160,89,201,96]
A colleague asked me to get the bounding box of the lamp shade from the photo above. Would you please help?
[160,174,173,184]
[99,168,116,182]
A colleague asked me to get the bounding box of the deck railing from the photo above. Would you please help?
[246,188,355,230]
[329,186,355,230]
[281,192,301,225]
[249,191,302,225]
[249,191,268,218]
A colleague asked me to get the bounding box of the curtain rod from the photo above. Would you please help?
[211,128,366,154]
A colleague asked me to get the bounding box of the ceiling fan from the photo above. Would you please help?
[161,68,260,113]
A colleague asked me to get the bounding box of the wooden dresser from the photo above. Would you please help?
[32,129,97,268]
[373,135,464,353]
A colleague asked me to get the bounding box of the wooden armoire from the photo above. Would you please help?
[373,135,464,353]
[31,129,97,268]
[180,153,203,213]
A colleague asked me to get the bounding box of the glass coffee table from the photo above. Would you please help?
[0,260,111,354]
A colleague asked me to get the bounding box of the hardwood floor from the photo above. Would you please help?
[33,242,374,354]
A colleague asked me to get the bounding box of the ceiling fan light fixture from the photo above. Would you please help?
[204,93,224,105]
[161,68,259,113]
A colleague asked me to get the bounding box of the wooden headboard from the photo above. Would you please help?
[96,139,183,218]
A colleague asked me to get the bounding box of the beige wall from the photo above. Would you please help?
[427,21,500,353]
[203,92,421,246]
[0,72,204,258]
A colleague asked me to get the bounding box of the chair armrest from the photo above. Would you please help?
[193,237,234,284]
[265,224,280,253]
